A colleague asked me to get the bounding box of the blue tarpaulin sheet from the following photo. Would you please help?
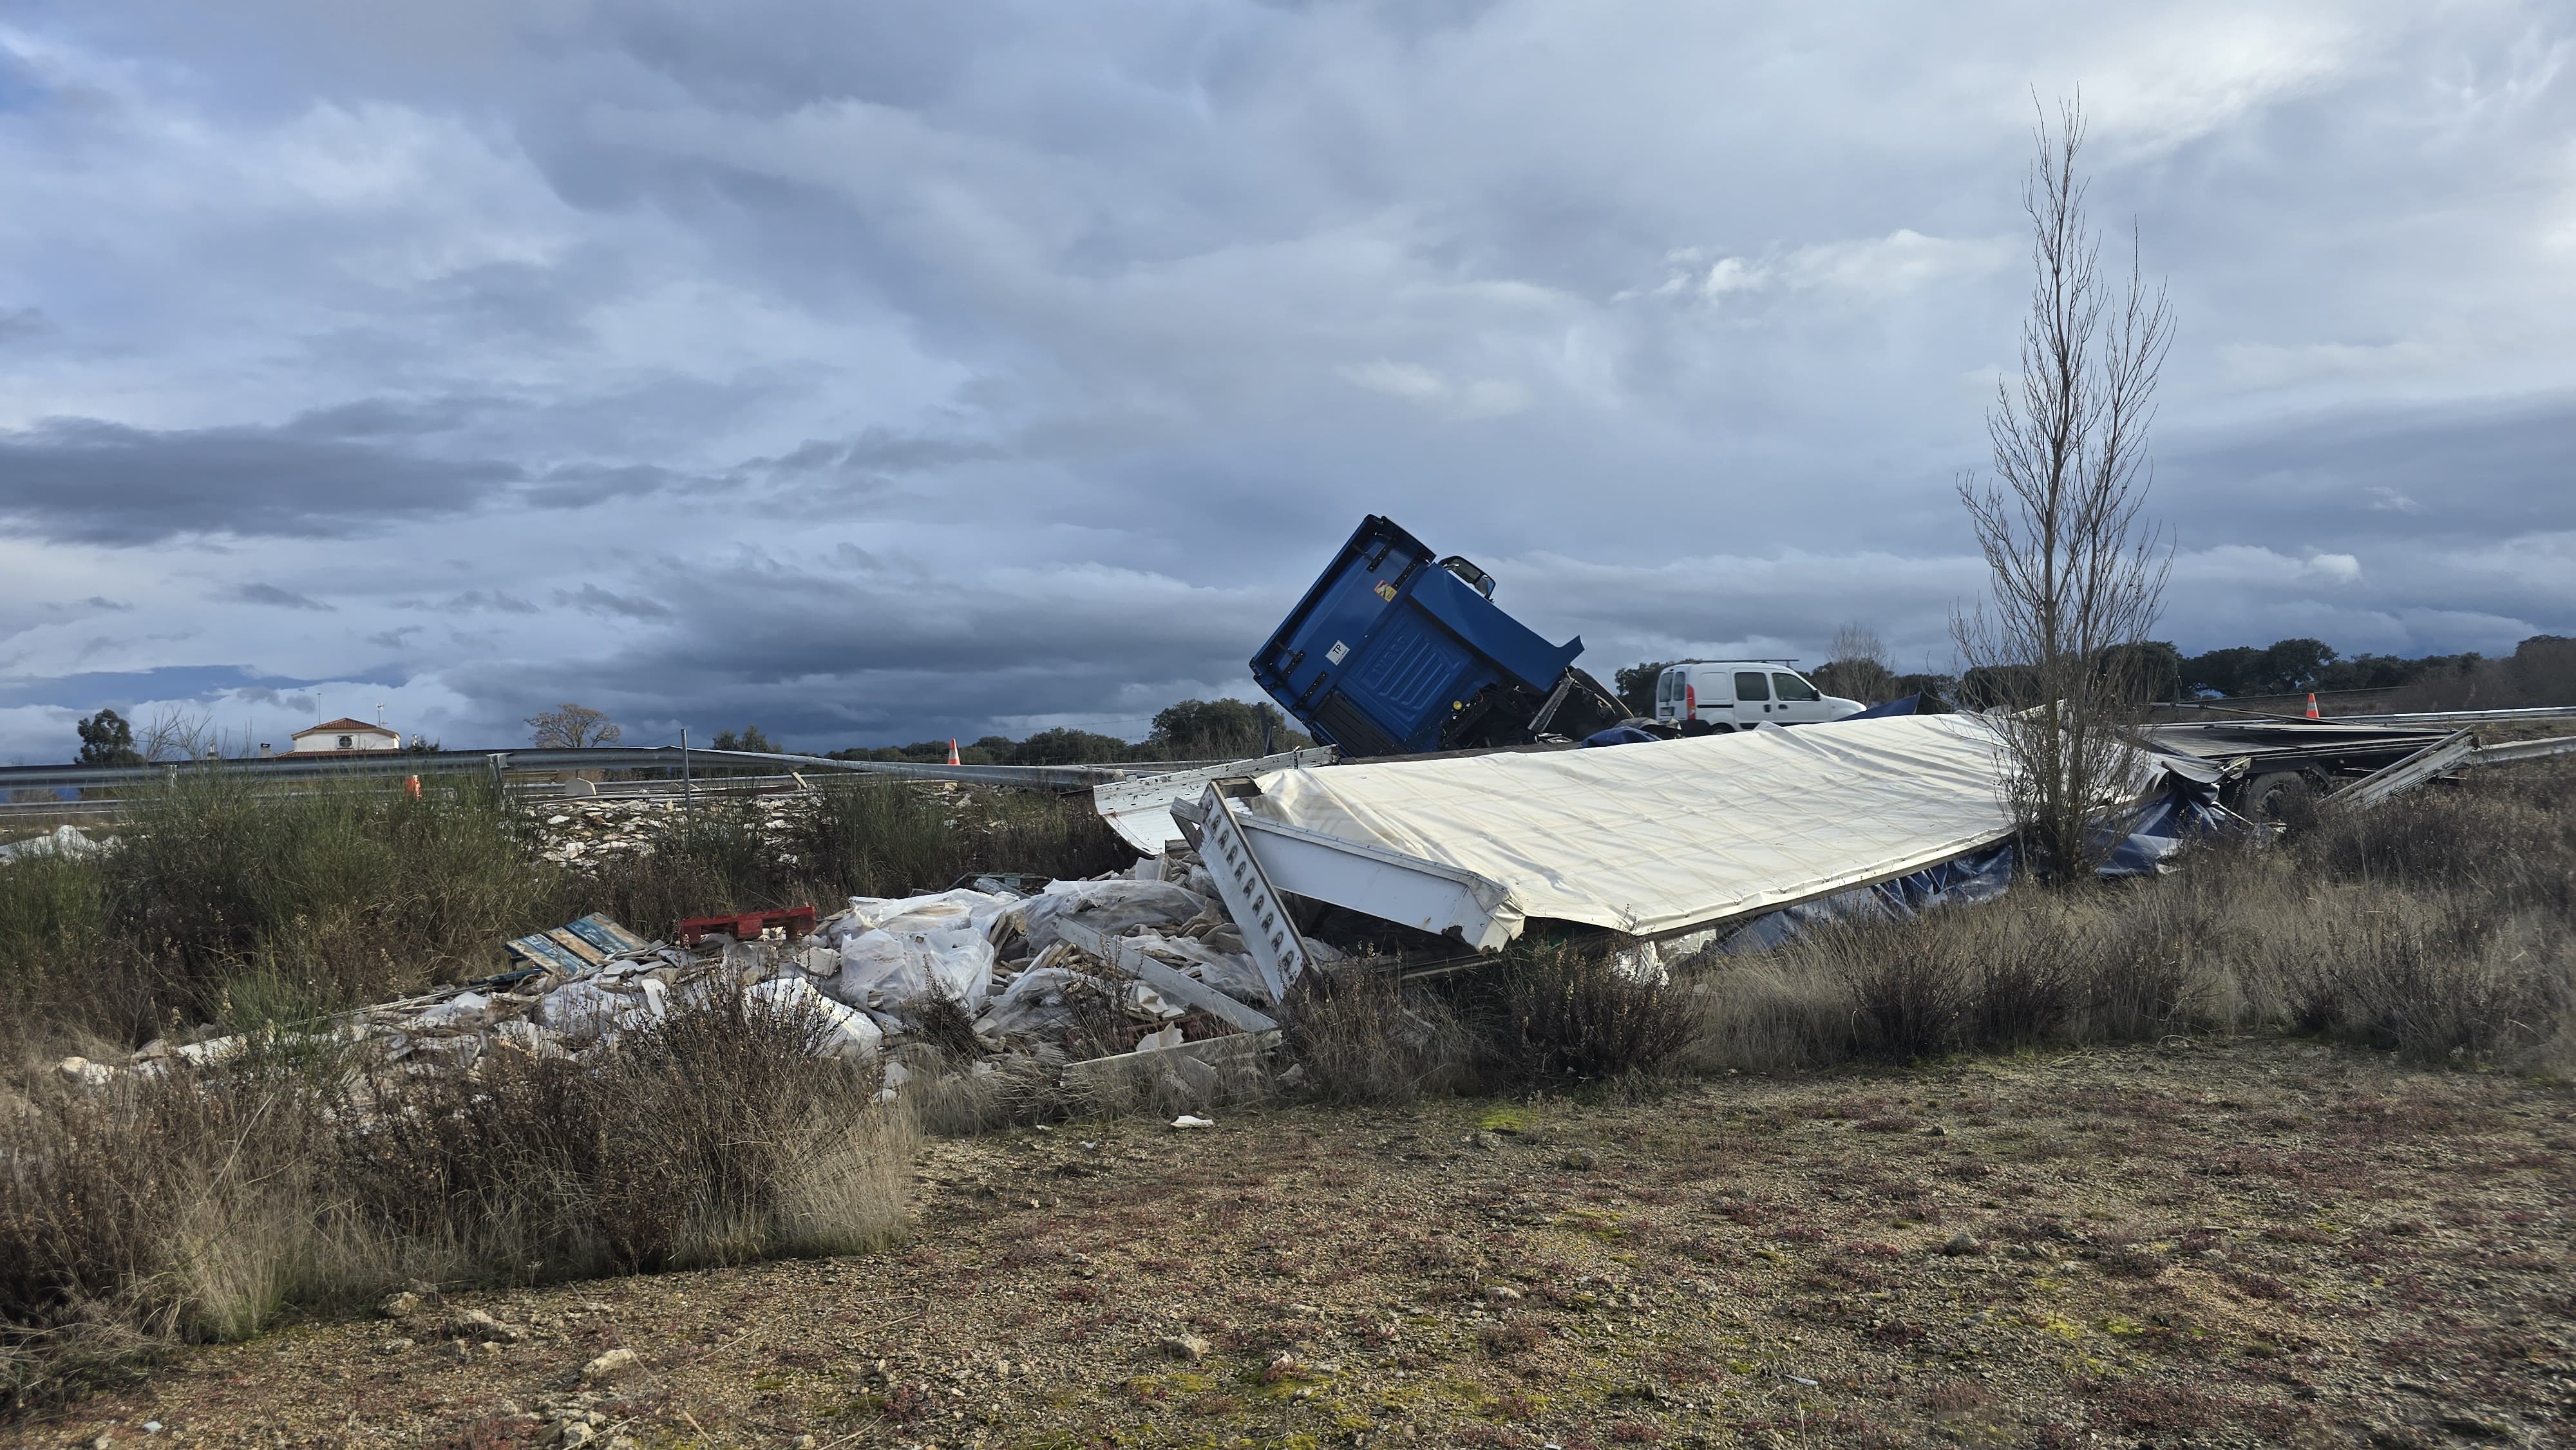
[1843,693,1926,719]
[1709,756,2257,956]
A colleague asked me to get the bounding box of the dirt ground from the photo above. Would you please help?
[14,1039,2573,1450]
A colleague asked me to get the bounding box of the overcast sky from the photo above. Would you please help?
[3,1,2573,760]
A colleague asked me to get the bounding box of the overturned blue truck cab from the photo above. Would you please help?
[1250,514,1627,757]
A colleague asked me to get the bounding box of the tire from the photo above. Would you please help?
[2244,771,2310,821]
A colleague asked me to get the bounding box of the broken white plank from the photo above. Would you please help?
[1229,809,1518,951]
[1194,784,1309,1001]
[1090,746,1338,856]
[1057,919,1280,1033]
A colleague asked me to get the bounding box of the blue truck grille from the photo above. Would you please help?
[1309,691,1402,757]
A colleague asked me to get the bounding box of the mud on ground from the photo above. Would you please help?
[15,1039,2572,1450]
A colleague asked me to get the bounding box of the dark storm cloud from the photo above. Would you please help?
[0,664,328,710]
[410,590,541,616]
[3,3,2573,759]
[555,583,674,620]
[282,394,502,440]
[0,415,525,543]
[519,461,690,509]
[226,582,334,611]
[0,404,750,543]
[440,548,1276,746]
[2157,394,2576,549]
[755,428,1006,479]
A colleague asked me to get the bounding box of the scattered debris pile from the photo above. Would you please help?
[529,800,689,866]
[59,845,1317,1115]
[0,824,113,863]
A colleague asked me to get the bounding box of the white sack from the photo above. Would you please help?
[747,977,884,1062]
[1016,880,1210,952]
[817,889,1018,1010]
[410,991,491,1029]
[824,926,996,1013]
[0,825,115,863]
[537,977,668,1042]
[1126,930,1270,1003]
[830,888,1019,942]
[975,966,1099,1037]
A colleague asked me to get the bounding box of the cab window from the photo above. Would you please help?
[1772,672,1821,702]
[1734,671,1770,701]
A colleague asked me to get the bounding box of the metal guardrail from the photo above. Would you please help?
[2467,733,2576,766]
[2151,701,2576,726]
[2333,706,2576,726]
[0,746,1219,795]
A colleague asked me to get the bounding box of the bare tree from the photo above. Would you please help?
[526,703,623,749]
[138,706,218,763]
[1953,97,2175,881]
[1812,624,1899,704]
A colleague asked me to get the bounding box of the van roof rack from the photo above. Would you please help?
[1665,658,1803,668]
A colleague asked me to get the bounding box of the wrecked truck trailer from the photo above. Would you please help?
[1251,514,1627,756]
[1149,712,2255,983]
[2132,718,2461,819]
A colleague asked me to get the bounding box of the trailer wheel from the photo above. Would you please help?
[2244,771,2310,821]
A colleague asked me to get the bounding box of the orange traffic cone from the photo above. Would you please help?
[2304,692,2320,719]
[947,737,961,765]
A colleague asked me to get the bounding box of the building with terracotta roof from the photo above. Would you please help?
[288,717,402,755]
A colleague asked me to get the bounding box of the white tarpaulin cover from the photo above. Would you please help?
[1239,713,2022,939]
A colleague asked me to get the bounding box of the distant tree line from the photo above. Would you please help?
[1608,632,2576,714]
[823,697,1311,767]
[75,635,2572,771]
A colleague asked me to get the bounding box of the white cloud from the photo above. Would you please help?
[1337,360,1531,419]
[1339,359,1445,402]
[2176,545,2363,587]
[1636,229,2011,308]
[2057,6,2360,156]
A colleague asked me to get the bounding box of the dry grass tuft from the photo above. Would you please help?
[0,991,911,1411]
[1688,758,2576,1073]
[1472,943,1699,1085]
[1281,964,1472,1104]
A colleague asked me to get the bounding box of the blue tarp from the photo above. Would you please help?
[1843,693,1926,719]
[1712,840,2016,956]
[1708,758,2258,957]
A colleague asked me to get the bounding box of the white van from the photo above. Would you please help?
[1653,662,1864,730]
